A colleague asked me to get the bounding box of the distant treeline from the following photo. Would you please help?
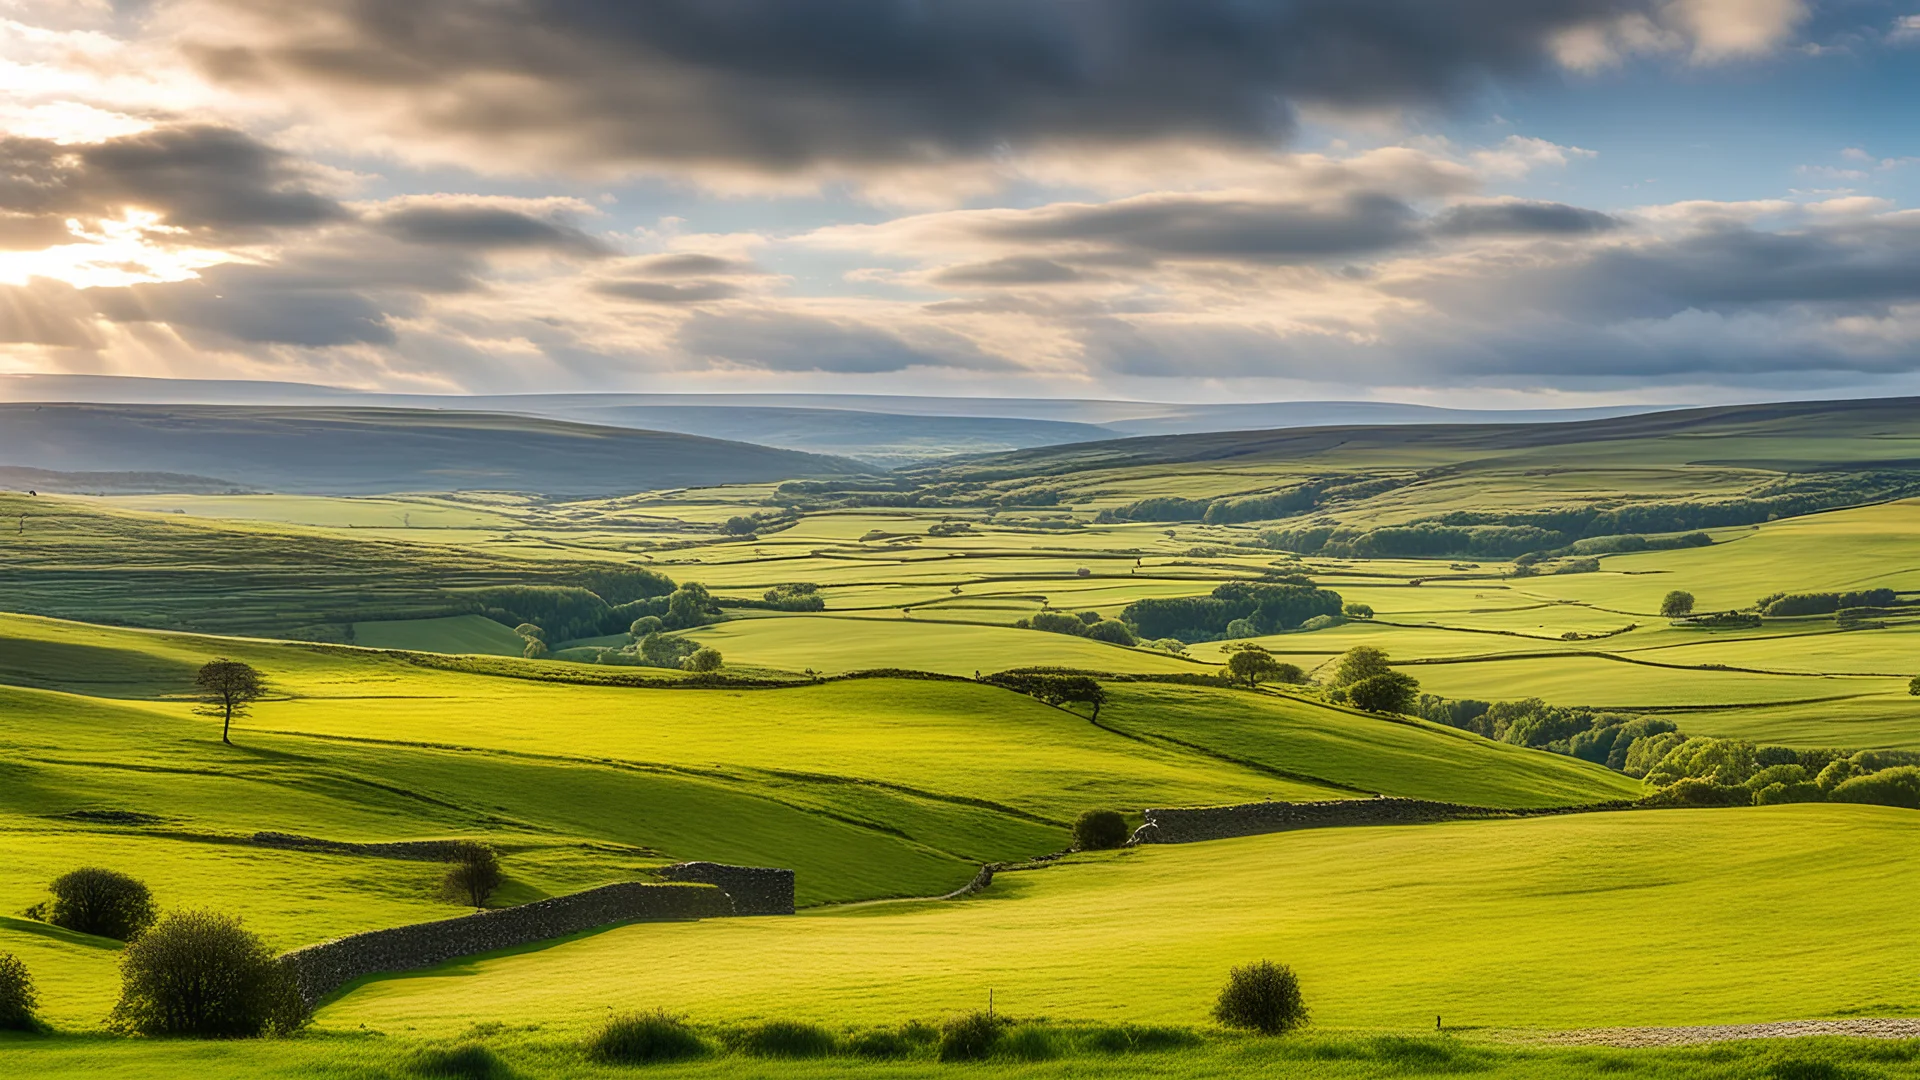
[1120,581,1343,642]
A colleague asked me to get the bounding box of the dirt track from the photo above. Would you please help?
[1499,1018,1920,1047]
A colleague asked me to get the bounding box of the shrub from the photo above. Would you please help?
[586,1011,708,1064]
[1073,809,1130,850]
[408,1042,510,1079]
[1746,764,1808,790]
[1079,1025,1201,1054]
[1213,960,1309,1035]
[1273,662,1307,684]
[1829,767,1920,810]
[939,1011,1002,1062]
[847,1028,915,1058]
[444,841,504,908]
[628,615,663,637]
[1346,672,1419,714]
[1660,591,1696,618]
[1639,778,1753,808]
[109,910,308,1037]
[1224,618,1260,639]
[1911,675,1920,697]
[738,1020,837,1058]
[1084,619,1137,646]
[0,953,39,1032]
[46,867,158,941]
[1755,781,1826,806]
[684,647,724,672]
[1297,614,1342,631]
[1343,603,1374,618]
[1030,610,1091,636]
[999,1025,1062,1061]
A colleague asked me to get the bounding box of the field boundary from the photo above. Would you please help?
[1132,796,1635,844]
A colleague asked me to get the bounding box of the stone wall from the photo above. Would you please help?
[253,832,465,861]
[660,862,795,915]
[1132,797,1631,844]
[280,882,733,1005]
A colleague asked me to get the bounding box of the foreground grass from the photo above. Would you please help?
[5,1026,1920,1080]
[316,806,1920,1035]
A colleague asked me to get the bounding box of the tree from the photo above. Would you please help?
[0,952,37,1032]
[522,638,550,659]
[664,583,714,630]
[1226,649,1284,688]
[1346,671,1419,714]
[1213,960,1308,1035]
[195,659,266,745]
[443,841,503,908]
[1909,675,1920,697]
[45,867,158,941]
[723,516,758,536]
[629,615,663,638]
[684,647,724,672]
[1330,646,1391,687]
[1342,603,1374,619]
[109,910,308,1037]
[1660,591,1696,618]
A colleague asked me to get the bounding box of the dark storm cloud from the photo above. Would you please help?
[374,204,611,255]
[1432,200,1622,236]
[675,309,997,373]
[0,125,345,241]
[187,0,1697,171]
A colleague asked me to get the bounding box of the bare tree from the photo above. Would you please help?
[195,659,266,745]
[443,841,504,908]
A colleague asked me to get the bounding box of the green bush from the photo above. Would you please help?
[1828,767,1920,810]
[735,1019,838,1058]
[1213,960,1309,1035]
[1659,590,1696,617]
[1815,759,1861,791]
[998,1025,1062,1061]
[109,910,308,1037]
[1330,646,1391,687]
[586,1011,708,1064]
[407,1042,510,1079]
[684,647,724,672]
[0,953,39,1032]
[1755,781,1826,806]
[1639,778,1753,808]
[1346,672,1419,714]
[1084,619,1137,645]
[46,867,158,941]
[628,615,663,637]
[1343,603,1373,619]
[1073,809,1130,850]
[1079,1024,1201,1053]
[847,1028,915,1059]
[1746,764,1808,790]
[938,1011,1002,1061]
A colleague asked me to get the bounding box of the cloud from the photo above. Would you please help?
[931,256,1087,287]
[176,0,1805,182]
[371,198,611,256]
[593,280,741,304]
[675,309,1000,373]
[1432,200,1622,236]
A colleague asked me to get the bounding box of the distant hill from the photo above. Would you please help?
[0,466,253,495]
[0,404,873,495]
[0,374,1662,465]
[909,396,1920,479]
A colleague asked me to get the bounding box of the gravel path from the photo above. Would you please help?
[1501,1018,1920,1047]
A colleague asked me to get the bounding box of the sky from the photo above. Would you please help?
[0,1,1916,406]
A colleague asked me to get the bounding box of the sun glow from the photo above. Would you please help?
[0,210,244,288]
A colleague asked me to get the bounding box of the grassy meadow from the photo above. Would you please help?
[6,402,1920,1076]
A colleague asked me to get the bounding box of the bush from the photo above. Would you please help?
[1084,619,1137,646]
[1755,781,1827,806]
[847,1028,915,1059]
[109,910,308,1037]
[0,953,39,1032]
[1213,960,1309,1035]
[1911,674,1920,696]
[738,1020,838,1058]
[628,615,663,637]
[1073,809,1130,850]
[1079,1024,1202,1054]
[1273,662,1306,684]
[1815,759,1861,791]
[443,841,503,908]
[999,1025,1062,1061]
[1346,672,1419,714]
[1828,766,1920,810]
[1224,618,1260,639]
[1660,591,1696,618]
[586,1011,708,1064]
[1342,603,1373,618]
[1639,778,1753,808]
[46,867,158,941]
[939,1011,1002,1062]
[408,1042,510,1079]
[684,647,724,672]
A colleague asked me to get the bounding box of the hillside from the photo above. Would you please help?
[0,404,872,495]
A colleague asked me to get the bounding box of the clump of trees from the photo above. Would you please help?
[195,659,266,744]
[1213,961,1309,1035]
[762,583,826,611]
[684,647,724,673]
[1756,589,1898,617]
[983,671,1107,719]
[1123,581,1343,642]
[443,841,504,908]
[41,867,158,941]
[1223,646,1304,688]
[109,910,308,1037]
[1072,810,1130,850]
[1015,609,1138,647]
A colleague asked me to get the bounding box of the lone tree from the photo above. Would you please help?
[1330,646,1392,687]
[195,659,266,745]
[1346,671,1420,715]
[1660,590,1697,618]
[1227,649,1284,688]
[444,841,504,908]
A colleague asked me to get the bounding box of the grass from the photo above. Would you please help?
[314,805,1920,1033]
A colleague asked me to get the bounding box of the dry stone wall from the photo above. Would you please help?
[281,882,732,1005]
[660,862,795,915]
[252,832,465,861]
[1133,797,1632,844]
